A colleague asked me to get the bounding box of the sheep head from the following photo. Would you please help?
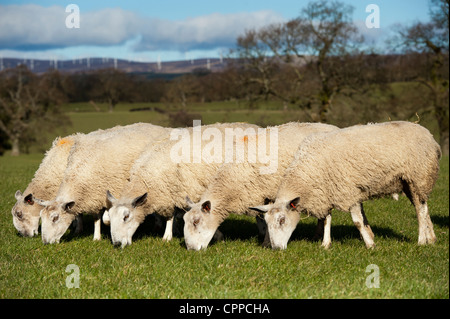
[183,196,219,251]
[39,199,76,244]
[106,190,147,248]
[11,190,41,237]
[249,197,301,250]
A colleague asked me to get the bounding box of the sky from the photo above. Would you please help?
[0,0,433,62]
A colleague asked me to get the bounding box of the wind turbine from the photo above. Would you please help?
[157,55,162,71]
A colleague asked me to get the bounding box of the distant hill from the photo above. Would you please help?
[0,57,230,75]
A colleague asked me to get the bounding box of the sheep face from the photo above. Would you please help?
[11,190,40,237]
[40,201,76,244]
[106,191,147,248]
[108,205,141,248]
[251,197,301,250]
[183,198,218,251]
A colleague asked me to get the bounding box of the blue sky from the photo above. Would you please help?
[0,0,433,62]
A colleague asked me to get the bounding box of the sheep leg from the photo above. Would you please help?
[403,181,436,245]
[256,214,270,247]
[93,213,101,241]
[321,214,332,249]
[74,215,83,234]
[415,201,436,245]
[360,204,374,240]
[313,219,324,241]
[213,229,224,242]
[350,203,375,249]
[162,216,173,242]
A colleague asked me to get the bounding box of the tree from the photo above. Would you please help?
[233,0,363,121]
[287,0,362,122]
[90,68,131,112]
[392,0,449,155]
[0,65,70,156]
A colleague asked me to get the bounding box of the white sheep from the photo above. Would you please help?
[38,123,170,244]
[252,121,441,250]
[183,122,339,251]
[11,134,80,237]
[105,122,259,248]
[12,126,131,237]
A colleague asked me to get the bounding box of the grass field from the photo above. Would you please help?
[0,105,448,299]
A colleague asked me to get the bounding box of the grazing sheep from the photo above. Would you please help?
[38,123,170,244]
[105,122,259,248]
[12,126,130,237]
[183,122,339,251]
[252,121,441,250]
[11,134,80,237]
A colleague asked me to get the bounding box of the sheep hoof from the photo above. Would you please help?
[261,240,271,248]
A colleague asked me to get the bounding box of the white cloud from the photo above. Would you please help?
[0,4,285,52]
[135,10,285,51]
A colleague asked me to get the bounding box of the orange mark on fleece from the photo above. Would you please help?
[239,135,257,143]
[56,137,74,147]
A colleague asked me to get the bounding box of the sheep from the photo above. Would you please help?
[38,123,170,244]
[12,126,130,237]
[182,122,339,251]
[11,134,80,237]
[105,122,259,248]
[251,121,441,250]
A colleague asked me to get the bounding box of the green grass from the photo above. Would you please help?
[0,99,448,299]
[0,151,448,298]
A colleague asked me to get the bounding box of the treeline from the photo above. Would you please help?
[1,52,444,110]
[0,0,448,156]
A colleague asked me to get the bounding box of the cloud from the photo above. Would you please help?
[135,11,285,51]
[0,4,284,52]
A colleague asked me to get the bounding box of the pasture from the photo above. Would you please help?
[0,103,448,299]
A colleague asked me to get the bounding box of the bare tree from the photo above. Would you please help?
[0,65,69,156]
[233,0,363,121]
[289,0,362,122]
[392,0,449,155]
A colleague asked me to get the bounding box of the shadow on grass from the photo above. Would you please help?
[55,211,416,247]
[431,215,449,229]
[289,222,411,245]
[55,212,175,244]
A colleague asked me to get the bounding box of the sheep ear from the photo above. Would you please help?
[249,205,271,214]
[287,197,301,210]
[24,193,34,205]
[201,200,211,213]
[185,196,194,207]
[15,190,23,201]
[63,201,76,212]
[132,193,147,208]
[106,190,117,207]
[183,196,194,212]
